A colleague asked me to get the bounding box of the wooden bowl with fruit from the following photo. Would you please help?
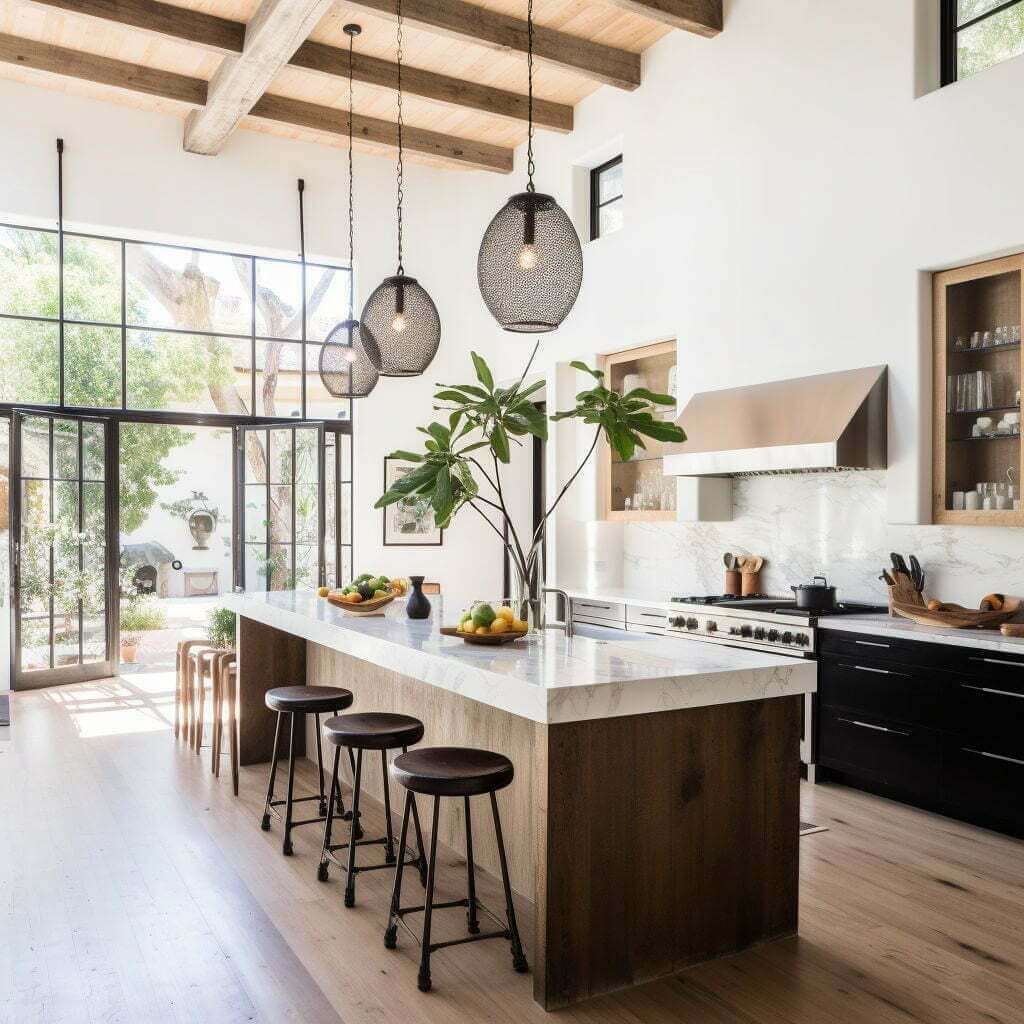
[321,574,407,615]
[441,602,530,644]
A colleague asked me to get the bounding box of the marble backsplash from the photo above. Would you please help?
[623,472,1024,607]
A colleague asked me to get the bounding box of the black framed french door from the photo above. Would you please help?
[9,409,118,689]
[233,422,329,592]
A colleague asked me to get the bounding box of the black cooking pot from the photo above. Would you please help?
[791,575,836,611]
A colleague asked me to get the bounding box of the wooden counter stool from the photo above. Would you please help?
[210,652,238,794]
[261,686,353,856]
[385,746,528,993]
[319,713,428,908]
[189,647,231,754]
[175,640,211,744]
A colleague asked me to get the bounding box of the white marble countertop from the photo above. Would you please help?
[225,591,816,725]
[556,585,676,610]
[818,612,1024,656]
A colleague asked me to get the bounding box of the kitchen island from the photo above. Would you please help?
[224,590,816,1010]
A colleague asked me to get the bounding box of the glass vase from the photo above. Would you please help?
[509,542,546,635]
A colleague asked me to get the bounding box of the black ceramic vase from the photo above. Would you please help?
[406,576,431,619]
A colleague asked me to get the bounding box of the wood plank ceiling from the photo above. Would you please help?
[0,0,722,172]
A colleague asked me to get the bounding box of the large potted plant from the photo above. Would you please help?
[376,346,685,630]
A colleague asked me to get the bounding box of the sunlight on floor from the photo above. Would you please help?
[42,673,177,738]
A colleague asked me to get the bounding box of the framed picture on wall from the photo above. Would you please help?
[382,457,444,546]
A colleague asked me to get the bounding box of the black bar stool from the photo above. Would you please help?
[261,685,353,856]
[319,713,428,907]
[385,746,528,993]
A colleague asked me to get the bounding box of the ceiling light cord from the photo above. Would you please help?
[526,0,535,193]
[348,29,356,318]
[396,0,405,276]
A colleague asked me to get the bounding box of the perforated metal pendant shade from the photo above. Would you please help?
[477,191,583,333]
[319,318,378,398]
[360,275,440,377]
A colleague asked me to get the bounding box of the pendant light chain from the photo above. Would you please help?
[348,30,356,318]
[395,0,405,275]
[526,0,535,192]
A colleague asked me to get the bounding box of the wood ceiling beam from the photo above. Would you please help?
[0,33,513,172]
[346,0,642,90]
[23,0,572,132]
[183,0,335,155]
[600,0,722,36]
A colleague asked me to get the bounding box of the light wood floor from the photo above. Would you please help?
[2,676,1023,1024]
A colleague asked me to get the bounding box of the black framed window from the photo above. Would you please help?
[942,0,1024,84]
[0,223,353,424]
[590,156,623,241]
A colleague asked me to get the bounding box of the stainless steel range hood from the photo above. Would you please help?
[663,365,887,477]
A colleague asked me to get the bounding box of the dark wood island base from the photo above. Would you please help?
[234,613,802,1010]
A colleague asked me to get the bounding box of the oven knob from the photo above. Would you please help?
[752,627,764,640]
[670,616,683,627]
[685,617,698,630]
[781,631,794,644]
[795,633,810,646]
[767,629,779,642]
[706,620,717,632]
[740,625,752,638]
[729,626,741,635]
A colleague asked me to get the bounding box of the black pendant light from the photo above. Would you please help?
[360,0,441,377]
[477,0,583,333]
[320,23,379,400]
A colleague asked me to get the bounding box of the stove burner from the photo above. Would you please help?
[671,594,772,605]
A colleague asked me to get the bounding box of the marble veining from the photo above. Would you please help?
[224,591,815,725]
[623,471,1024,606]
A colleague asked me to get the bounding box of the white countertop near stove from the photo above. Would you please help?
[225,590,816,725]
[557,585,676,610]
[817,612,1024,656]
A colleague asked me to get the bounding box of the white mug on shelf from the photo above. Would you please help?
[952,490,966,510]
[965,491,982,511]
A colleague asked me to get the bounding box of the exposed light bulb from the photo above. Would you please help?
[391,312,407,333]
[518,243,538,270]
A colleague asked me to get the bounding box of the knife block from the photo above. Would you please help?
[885,573,925,617]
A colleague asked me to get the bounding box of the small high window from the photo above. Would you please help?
[590,156,623,241]
[942,0,1024,84]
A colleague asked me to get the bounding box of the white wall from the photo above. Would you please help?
[404,0,1024,598]
[0,79,508,615]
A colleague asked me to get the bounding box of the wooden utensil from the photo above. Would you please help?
[1000,623,1024,637]
[892,596,1021,630]
[746,555,764,573]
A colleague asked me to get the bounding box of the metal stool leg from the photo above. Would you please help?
[282,712,298,856]
[260,711,283,830]
[490,791,528,973]
[464,796,480,934]
[381,749,396,864]
[343,748,363,907]
[345,746,363,839]
[401,746,428,887]
[384,791,413,949]
[417,795,441,992]
[314,713,327,816]
[318,746,342,882]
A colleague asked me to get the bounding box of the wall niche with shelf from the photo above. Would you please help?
[598,339,677,522]
[933,254,1023,526]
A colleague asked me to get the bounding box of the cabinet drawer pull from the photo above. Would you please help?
[969,655,1024,668]
[963,747,1024,767]
[837,717,912,737]
[960,683,1024,700]
[577,602,612,611]
[854,639,891,648]
[853,664,909,677]
[639,612,663,619]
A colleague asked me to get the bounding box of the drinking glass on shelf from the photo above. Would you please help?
[1013,325,1021,344]
[971,331,982,349]
[994,326,1006,347]
[982,330,994,349]
[953,335,968,351]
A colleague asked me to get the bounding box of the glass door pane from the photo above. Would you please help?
[235,423,324,591]
[11,411,114,689]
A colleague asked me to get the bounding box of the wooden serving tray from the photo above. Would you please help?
[892,597,1021,630]
[327,592,396,615]
[440,625,529,645]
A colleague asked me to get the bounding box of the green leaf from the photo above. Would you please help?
[434,389,476,404]
[388,450,423,463]
[374,462,439,508]
[490,423,510,463]
[457,440,491,455]
[439,383,490,400]
[623,387,675,406]
[570,360,604,380]
[608,425,636,461]
[431,468,453,523]
[630,417,687,443]
[510,402,548,440]
[514,379,546,402]
[471,351,494,391]
[426,421,452,449]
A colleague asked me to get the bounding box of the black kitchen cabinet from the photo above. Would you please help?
[817,630,1024,837]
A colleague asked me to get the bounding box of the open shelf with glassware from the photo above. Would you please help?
[598,339,677,522]
[933,254,1024,525]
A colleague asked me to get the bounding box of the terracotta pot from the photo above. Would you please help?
[120,640,138,664]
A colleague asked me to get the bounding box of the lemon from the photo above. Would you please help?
[489,618,508,634]
[512,619,528,632]
[317,585,329,597]
[476,626,490,635]
[373,589,387,599]
[495,606,515,622]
